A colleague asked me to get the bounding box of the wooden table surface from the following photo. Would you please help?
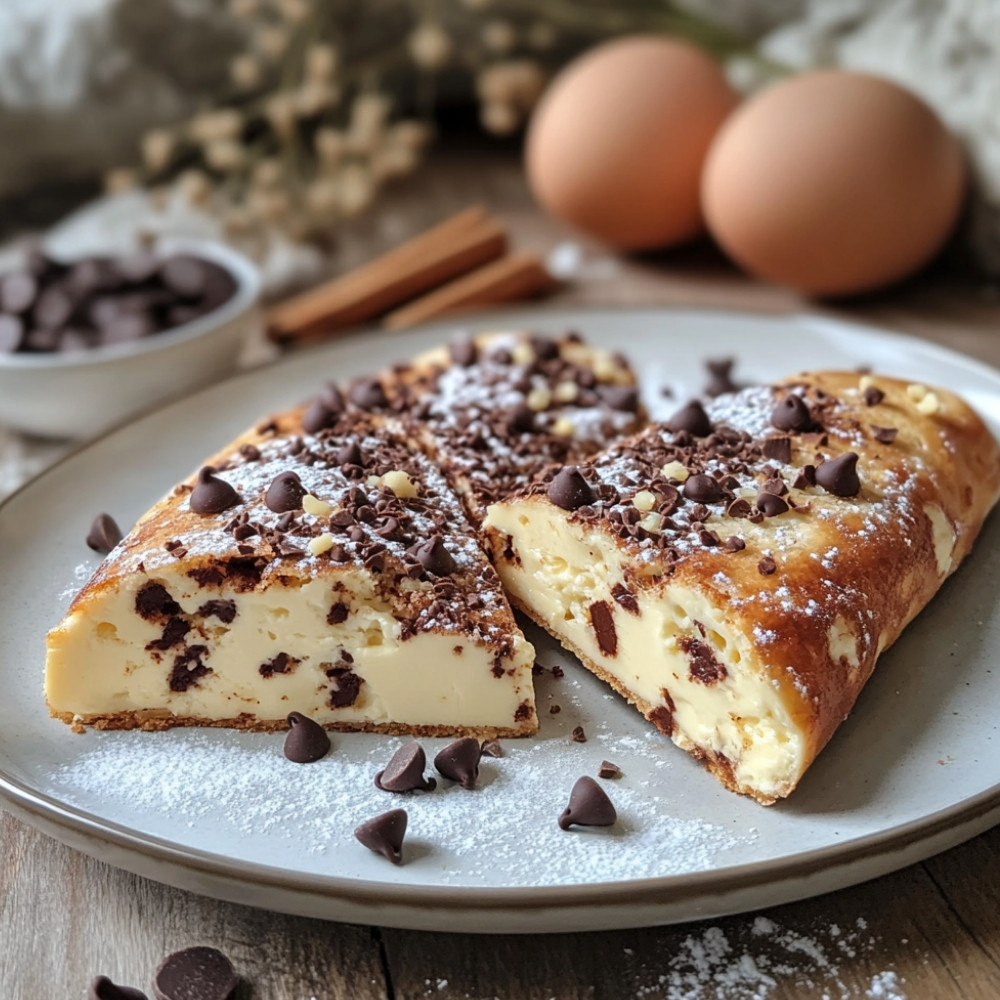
[4,147,1000,999]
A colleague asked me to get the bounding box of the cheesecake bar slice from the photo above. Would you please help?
[484,372,1000,802]
[46,409,536,735]
[393,331,645,523]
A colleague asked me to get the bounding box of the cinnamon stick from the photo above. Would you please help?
[382,253,559,331]
[267,206,507,343]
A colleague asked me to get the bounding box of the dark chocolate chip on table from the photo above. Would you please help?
[86,513,123,554]
[572,725,587,743]
[88,976,149,1000]
[548,466,596,511]
[283,711,331,763]
[434,737,481,788]
[480,738,503,758]
[559,776,617,830]
[189,467,241,515]
[265,470,307,513]
[375,742,437,792]
[666,399,713,437]
[152,945,238,1000]
[354,808,408,865]
[598,760,621,779]
[815,452,861,497]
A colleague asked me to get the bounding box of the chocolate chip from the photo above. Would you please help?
[598,760,621,779]
[504,403,535,434]
[762,437,792,464]
[755,491,789,516]
[758,555,777,575]
[683,473,723,504]
[189,467,241,515]
[559,776,617,830]
[724,535,746,552]
[88,976,149,1000]
[726,497,752,518]
[302,399,336,434]
[197,600,236,624]
[548,466,596,510]
[770,394,814,432]
[265,470,307,513]
[529,335,560,359]
[152,946,238,1000]
[354,808,407,865]
[86,513,123,554]
[480,739,503,758]
[160,256,208,300]
[413,537,457,576]
[135,582,181,620]
[449,336,477,366]
[793,464,817,489]
[863,386,885,406]
[704,357,739,397]
[327,601,349,625]
[434,737,481,788]
[34,286,73,329]
[375,742,437,792]
[349,377,388,410]
[336,440,363,467]
[0,314,22,352]
[815,452,860,497]
[571,725,587,743]
[0,272,37,314]
[871,425,898,444]
[599,385,640,413]
[590,600,617,656]
[283,711,331,763]
[666,399,713,437]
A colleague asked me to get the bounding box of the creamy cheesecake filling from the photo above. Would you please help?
[47,571,534,733]
[486,502,804,801]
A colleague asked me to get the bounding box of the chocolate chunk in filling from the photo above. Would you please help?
[589,600,618,656]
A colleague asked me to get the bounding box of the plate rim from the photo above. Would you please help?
[4,303,1000,925]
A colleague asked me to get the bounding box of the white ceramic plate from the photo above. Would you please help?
[3,307,1000,933]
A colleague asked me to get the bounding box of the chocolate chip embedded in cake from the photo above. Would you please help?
[45,413,536,738]
[391,331,646,523]
[484,371,1000,803]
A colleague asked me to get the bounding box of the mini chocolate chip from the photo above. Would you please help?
[755,491,789,517]
[598,760,621,779]
[375,742,437,792]
[793,464,817,489]
[198,600,237,624]
[724,536,746,552]
[770,394,813,432]
[726,497,752,518]
[449,336,477,366]
[599,385,640,412]
[548,466,596,510]
[529,334,560,359]
[559,776,617,830]
[758,555,777,575]
[434,737,481,788]
[414,537,457,576]
[480,739,503,758]
[354,808,407,864]
[265,470,307,512]
[815,452,861,497]
[283,711,331,763]
[571,725,587,743]
[683,473,723,504]
[762,437,792,464]
[863,386,885,406]
[336,440,363,466]
[189,467,241,515]
[88,976,149,1000]
[152,946,238,1000]
[86,513,123,554]
[349,377,388,410]
[666,399,713,437]
[160,256,209,300]
[871,425,898,444]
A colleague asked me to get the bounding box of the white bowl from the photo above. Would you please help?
[0,238,261,439]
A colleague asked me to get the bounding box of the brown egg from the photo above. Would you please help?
[526,35,739,251]
[701,70,965,297]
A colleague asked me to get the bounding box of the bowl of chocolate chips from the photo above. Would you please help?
[0,239,260,438]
